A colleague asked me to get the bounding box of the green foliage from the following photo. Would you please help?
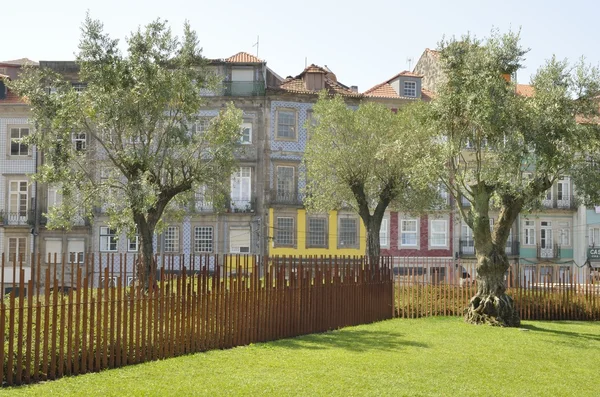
[10,15,242,240]
[304,94,439,217]
[414,29,600,249]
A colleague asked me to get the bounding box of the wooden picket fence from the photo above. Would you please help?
[1,254,394,387]
[393,258,600,321]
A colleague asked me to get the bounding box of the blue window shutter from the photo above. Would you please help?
[0,80,6,100]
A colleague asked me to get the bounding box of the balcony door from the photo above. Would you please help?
[230,68,255,96]
[557,177,570,208]
[8,181,28,225]
[540,221,553,258]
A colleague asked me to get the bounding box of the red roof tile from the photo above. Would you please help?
[516,84,534,97]
[273,64,360,97]
[224,52,263,63]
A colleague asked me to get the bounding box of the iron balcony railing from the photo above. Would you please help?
[271,190,304,206]
[228,198,256,213]
[537,243,561,259]
[40,210,90,227]
[541,194,577,210]
[221,81,265,97]
[0,210,34,226]
[459,238,520,257]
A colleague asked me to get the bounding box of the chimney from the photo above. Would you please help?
[350,85,358,93]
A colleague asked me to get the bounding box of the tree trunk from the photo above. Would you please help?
[465,247,519,327]
[365,218,381,259]
[133,214,158,290]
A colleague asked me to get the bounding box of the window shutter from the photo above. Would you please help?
[230,227,251,253]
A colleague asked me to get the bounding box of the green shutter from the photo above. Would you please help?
[0,80,6,100]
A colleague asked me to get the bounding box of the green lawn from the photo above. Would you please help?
[5,317,600,396]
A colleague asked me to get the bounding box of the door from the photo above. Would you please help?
[540,221,553,258]
[461,224,474,255]
[557,177,570,208]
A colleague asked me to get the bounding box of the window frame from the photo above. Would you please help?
[276,165,297,202]
[379,217,390,248]
[240,122,252,144]
[276,216,296,247]
[429,219,448,248]
[8,125,31,158]
[306,215,328,249]
[523,220,536,246]
[400,217,419,248]
[72,132,86,152]
[275,108,298,141]
[7,236,27,264]
[162,226,180,253]
[99,226,118,252]
[194,226,214,253]
[403,81,417,97]
[338,216,359,249]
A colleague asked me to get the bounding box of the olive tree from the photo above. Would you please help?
[12,16,242,286]
[414,30,600,326]
[304,93,439,258]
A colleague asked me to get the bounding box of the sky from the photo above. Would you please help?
[3,0,599,92]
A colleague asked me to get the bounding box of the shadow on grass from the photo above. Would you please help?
[269,328,429,353]
[520,323,600,345]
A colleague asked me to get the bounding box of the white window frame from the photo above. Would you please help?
[9,180,29,217]
[276,165,296,200]
[47,185,62,209]
[589,226,600,247]
[128,234,139,252]
[8,237,27,264]
[193,117,212,135]
[99,227,118,252]
[430,219,447,248]
[194,226,214,253]
[9,126,30,157]
[230,167,252,210]
[403,81,417,97]
[72,132,86,151]
[68,239,85,264]
[558,222,570,247]
[379,217,389,248]
[240,122,252,144]
[400,218,418,247]
[523,220,536,246]
[276,109,297,140]
[163,226,180,253]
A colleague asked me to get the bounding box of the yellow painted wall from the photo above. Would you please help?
[269,208,366,256]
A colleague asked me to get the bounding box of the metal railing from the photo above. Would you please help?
[459,238,520,256]
[228,198,256,213]
[0,210,33,226]
[541,194,577,210]
[271,190,304,206]
[221,81,265,97]
[537,243,561,259]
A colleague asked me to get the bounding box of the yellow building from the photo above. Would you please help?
[268,209,366,256]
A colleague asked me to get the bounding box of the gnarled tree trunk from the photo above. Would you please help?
[465,247,519,327]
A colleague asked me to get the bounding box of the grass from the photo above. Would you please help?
[4,317,600,396]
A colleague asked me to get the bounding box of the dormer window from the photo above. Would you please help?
[403,81,417,97]
[305,72,324,91]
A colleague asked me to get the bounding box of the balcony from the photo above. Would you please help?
[541,194,577,210]
[537,243,561,259]
[459,238,475,257]
[459,238,519,257]
[193,200,214,213]
[221,81,265,97]
[0,210,34,226]
[228,198,256,213]
[271,190,304,206]
[40,210,90,227]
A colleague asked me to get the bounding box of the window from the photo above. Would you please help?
[558,222,570,246]
[72,133,86,151]
[307,217,327,248]
[193,117,211,135]
[195,185,213,211]
[100,227,118,252]
[9,180,28,216]
[524,220,536,245]
[430,220,447,247]
[128,231,139,252]
[72,82,87,92]
[8,237,27,263]
[400,219,418,247]
[403,81,417,97]
[45,239,62,264]
[240,122,252,144]
[163,226,180,253]
[10,127,30,156]
[194,226,213,253]
[338,218,358,248]
[230,167,252,209]
[276,217,295,246]
[380,218,389,248]
[589,227,600,247]
[68,240,85,264]
[276,166,295,201]
[230,227,251,253]
[47,185,62,208]
[276,110,296,140]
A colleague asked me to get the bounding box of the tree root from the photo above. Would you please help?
[464,293,520,327]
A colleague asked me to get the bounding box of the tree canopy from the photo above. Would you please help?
[12,15,243,284]
[304,93,439,257]
[407,29,600,326]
